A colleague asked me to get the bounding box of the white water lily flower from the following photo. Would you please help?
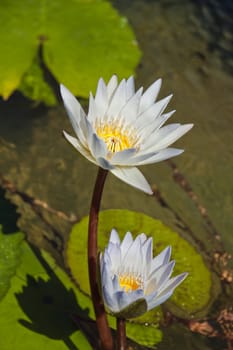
[61,76,193,194]
[99,229,187,318]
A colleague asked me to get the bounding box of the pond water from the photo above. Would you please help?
[0,0,232,349]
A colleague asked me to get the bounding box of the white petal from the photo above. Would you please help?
[143,123,194,152]
[156,260,175,289]
[126,76,135,99]
[110,148,137,165]
[103,248,111,264]
[110,151,153,166]
[87,93,98,123]
[110,167,153,195]
[150,246,171,274]
[139,233,147,244]
[107,75,118,100]
[120,232,133,258]
[158,272,188,295]
[94,78,108,116]
[139,78,162,113]
[109,229,120,245]
[108,244,121,271]
[60,84,87,145]
[115,148,183,166]
[87,131,108,159]
[136,95,173,129]
[102,286,119,312]
[112,274,121,292]
[145,277,157,296]
[107,79,127,119]
[101,260,114,294]
[155,123,194,149]
[146,290,173,311]
[122,235,143,274]
[120,90,141,123]
[142,237,152,276]
[96,157,114,170]
[82,112,105,159]
[134,148,184,166]
[63,131,96,165]
[138,110,176,141]
[148,260,175,289]
[116,289,143,311]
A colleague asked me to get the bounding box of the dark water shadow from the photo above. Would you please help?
[191,0,233,75]
[0,188,19,234]
[15,246,94,350]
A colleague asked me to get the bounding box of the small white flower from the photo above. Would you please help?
[99,229,187,318]
[61,76,193,194]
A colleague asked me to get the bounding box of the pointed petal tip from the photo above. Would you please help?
[110,228,120,244]
[60,84,66,97]
[180,123,194,136]
[108,74,118,84]
[180,271,189,280]
[147,188,154,195]
[173,148,184,156]
[60,83,71,97]
[167,93,173,100]
[63,130,71,139]
[186,123,194,130]
[165,245,172,256]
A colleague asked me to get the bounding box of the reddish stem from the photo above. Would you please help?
[88,167,114,350]
[117,318,127,350]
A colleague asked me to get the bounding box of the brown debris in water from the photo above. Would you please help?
[187,308,233,350]
[213,252,233,283]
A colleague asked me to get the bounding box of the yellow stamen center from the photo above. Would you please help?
[119,274,143,293]
[96,123,137,153]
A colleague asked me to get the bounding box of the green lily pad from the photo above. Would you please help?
[0,0,141,101]
[0,236,161,348]
[0,0,39,99]
[126,322,162,348]
[66,210,213,319]
[0,241,94,350]
[0,226,24,300]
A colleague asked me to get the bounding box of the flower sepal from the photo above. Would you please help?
[112,298,147,319]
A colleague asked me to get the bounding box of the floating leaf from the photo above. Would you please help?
[0,242,93,350]
[66,210,213,320]
[126,322,162,348]
[0,0,141,101]
[0,1,38,99]
[0,226,24,300]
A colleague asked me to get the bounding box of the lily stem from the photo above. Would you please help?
[117,318,127,350]
[88,167,114,350]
